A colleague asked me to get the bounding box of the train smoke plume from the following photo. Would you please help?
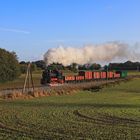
[44,42,140,66]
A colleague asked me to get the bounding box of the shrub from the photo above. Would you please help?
[0,48,20,82]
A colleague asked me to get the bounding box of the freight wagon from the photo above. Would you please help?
[41,70,127,85]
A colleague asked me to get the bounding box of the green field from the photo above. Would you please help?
[128,71,140,76]
[0,78,140,139]
[0,71,42,90]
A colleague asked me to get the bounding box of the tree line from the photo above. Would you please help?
[20,60,140,72]
[106,61,140,71]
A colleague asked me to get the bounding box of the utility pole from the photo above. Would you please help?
[106,65,108,82]
[22,62,34,94]
[106,65,108,83]
[137,65,139,72]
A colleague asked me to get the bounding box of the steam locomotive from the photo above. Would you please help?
[41,69,127,86]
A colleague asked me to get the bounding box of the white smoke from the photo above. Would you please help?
[44,42,140,66]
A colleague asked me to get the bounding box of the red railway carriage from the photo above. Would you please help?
[79,71,92,80]
[64,76,75,82]
[93,71,100,79]
[100,72,106,79]
[107,72,114,79]
[75,75,85,81]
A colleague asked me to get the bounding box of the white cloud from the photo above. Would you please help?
[0,27,30,34]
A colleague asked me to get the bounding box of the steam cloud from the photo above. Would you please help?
[44,42,140,66]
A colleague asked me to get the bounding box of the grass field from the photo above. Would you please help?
[0,71,42,90]
[128,71,140,76]
[0,78,140,139]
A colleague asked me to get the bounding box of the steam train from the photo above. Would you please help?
[41,69,127,86]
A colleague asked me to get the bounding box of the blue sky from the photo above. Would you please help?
[0,0,140,61]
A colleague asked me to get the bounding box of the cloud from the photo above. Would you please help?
[0,27,30,34]
[44,42,140,66]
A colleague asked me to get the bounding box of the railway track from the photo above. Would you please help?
[0,75,139,96]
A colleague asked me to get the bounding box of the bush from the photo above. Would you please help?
[0,48,20,82]
[20,64,27,74]
[33,60,46,70]
[20,63,37,74]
